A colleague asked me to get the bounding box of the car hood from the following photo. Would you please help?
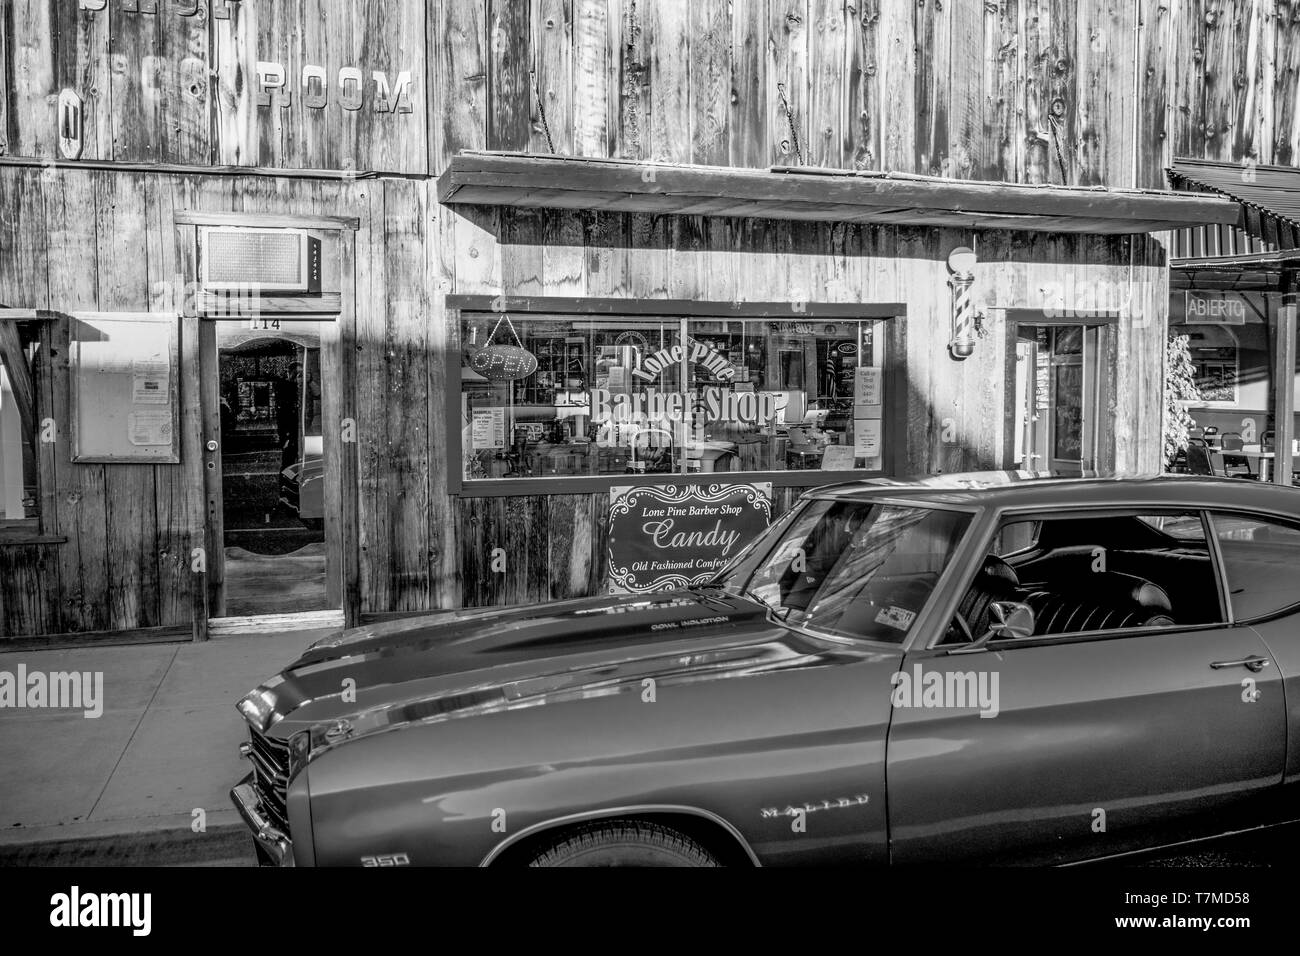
[244,588,869,748]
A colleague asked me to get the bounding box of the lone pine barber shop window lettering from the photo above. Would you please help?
[459,313,888,480]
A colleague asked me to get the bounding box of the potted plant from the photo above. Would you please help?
[1164,333,1202,471]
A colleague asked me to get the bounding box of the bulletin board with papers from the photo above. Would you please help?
[70,313,180,463]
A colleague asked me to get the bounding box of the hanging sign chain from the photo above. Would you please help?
[485,312,525,349]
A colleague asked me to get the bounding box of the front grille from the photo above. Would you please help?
[248,729,291,834]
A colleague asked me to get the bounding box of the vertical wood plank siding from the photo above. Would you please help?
[0,2,1293,179]
[0,169,377,637]
[426,0,1292,185]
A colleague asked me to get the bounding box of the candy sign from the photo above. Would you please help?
[607,483,772,593]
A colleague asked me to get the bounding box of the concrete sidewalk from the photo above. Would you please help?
[0,630,328,864]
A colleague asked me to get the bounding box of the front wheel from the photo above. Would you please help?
[526,820,721,867]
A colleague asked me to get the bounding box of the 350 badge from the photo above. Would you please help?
[361,853,410,867]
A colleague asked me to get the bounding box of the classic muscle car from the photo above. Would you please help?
[232,474,1300,866]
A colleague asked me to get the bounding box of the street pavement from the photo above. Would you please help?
[0,629,328,866]
[1121,823,1298,868]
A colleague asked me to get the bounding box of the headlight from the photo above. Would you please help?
[237,688,278,732]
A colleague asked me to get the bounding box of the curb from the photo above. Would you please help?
[0,814,253,867]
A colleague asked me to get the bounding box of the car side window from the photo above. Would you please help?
[992,520,1041,557]
[1209,512,1300,622]
[948,510,1223,645]
[1135,513,1205,541]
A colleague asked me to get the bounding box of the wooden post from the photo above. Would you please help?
[0,321,36,440]
[332,227,362,627]
[1275,273,1298,487]
[198,320,225,619]
[180,312,209,641]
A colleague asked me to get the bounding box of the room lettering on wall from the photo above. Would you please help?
[77,0,230,16]
[72,1,415,114]
[255,63,414,114]
[78,0,264,19]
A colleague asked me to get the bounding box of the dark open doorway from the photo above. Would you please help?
[210,323,336,617]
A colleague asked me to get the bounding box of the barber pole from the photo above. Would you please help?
[947,246,978,360]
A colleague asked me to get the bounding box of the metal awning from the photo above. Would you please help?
[437,152,1239,235]
[1169,158,1300,229]
[1167,159,1300,264]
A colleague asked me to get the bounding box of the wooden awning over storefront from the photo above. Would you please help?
[437,152,1240,235]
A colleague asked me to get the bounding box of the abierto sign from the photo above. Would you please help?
[607,483,772,593]
[1184,291,1247,325]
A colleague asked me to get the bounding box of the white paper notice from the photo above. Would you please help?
[853,366,882,406]
[821,445,857,470]
[854,418,882,458]
[127,410,173,446]
[472,408,505,449]
[132,359,169,404]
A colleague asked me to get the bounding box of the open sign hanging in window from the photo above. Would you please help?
[469,344,538,382]
[465,314,538,382]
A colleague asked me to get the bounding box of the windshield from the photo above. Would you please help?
[717,499,973,643]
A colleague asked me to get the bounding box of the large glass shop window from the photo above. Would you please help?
[459,313,887,480]
[1168,288,1296,485]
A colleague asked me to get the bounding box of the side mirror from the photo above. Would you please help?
[949,601,1035,654]
[987,601,1035,640]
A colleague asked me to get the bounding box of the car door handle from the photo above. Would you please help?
[1209,656,1271,673]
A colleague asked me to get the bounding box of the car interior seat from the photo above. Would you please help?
[954,556,1177,642]
[1020,572,1175,634]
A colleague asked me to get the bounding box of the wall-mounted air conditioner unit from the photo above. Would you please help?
[200,227,322,293]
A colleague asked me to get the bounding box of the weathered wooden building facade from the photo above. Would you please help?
[0,0,1293,641]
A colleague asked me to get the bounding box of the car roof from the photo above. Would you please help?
[808,472,1300,514]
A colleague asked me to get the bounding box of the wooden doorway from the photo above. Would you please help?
[209,321,337,617]
[1014,324,1107,474]
[200,320,346,626]
[177,210,360,635]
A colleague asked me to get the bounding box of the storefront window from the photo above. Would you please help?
[459,312,888,481]
[1189,336,1240,405]
[1169,285,1293,484]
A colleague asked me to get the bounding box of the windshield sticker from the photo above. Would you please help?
[875,606,916,631]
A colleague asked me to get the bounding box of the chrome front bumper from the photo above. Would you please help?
[231,773,295,867]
